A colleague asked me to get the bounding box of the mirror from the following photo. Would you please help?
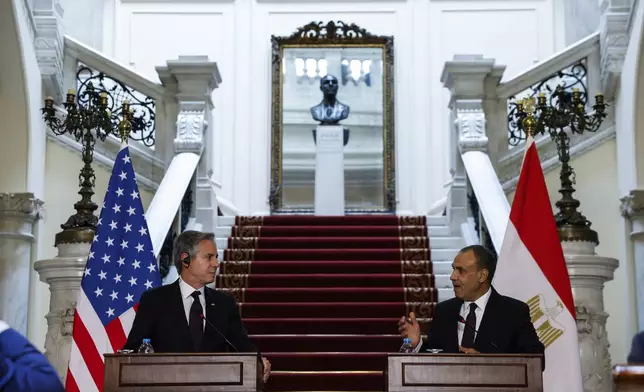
[269,21,396,213]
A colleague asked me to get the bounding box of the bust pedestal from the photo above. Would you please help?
[314,125,345,215]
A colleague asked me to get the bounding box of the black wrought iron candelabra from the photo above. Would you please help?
[512,87,607,244]
[42,83,133,245]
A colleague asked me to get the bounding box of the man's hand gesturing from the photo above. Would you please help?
[397,311,421,347]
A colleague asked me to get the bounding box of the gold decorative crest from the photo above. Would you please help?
[527,294,565,348]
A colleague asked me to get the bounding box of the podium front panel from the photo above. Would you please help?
[104,353,262,392]
[388,353,543,392]
[612,365,644,392]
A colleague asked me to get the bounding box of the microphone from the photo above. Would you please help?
[200,314,239,352]
[457,316,498,349]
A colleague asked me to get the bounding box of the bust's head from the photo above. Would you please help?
[320,74,339,97]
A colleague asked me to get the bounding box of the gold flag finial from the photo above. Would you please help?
[522,97,537,137]
[118,100,132,143]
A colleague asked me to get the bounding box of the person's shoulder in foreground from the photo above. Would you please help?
[0,320,64,392]
[627,330,644,363]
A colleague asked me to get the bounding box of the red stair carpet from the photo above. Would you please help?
[216,215,437,391]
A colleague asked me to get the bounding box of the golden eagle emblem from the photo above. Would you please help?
[526,294,565,348]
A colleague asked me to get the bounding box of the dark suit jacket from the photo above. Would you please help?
[123,280,257,353]
[0,326,64,392]
[421,287,544,364]
[628,331,644,363]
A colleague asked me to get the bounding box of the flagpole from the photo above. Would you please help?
[497,96,585,392]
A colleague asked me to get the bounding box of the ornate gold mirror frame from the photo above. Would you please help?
[269,21,396,214]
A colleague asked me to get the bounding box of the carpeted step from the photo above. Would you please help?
[217,273,434,288]
[266,370,385,391]
[228,236,429,249]
[219,214,435,391]
[244,318,431,335]
[264,352,389,371]
[251,335,403,352]
[232,225,428,237]
[239,302,434,318]
[224,248,430,261]
[219,260,433,275]
[218,287,436,303]
[236,215,426,226]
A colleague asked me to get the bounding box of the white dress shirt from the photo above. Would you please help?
[179,278,206,329]
[457,287,492,346]
[413,287,492,352]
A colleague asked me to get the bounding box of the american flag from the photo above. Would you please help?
[66,145,161,392]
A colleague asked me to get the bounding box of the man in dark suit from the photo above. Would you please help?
[399,245,544,364]
[123,230,271,382]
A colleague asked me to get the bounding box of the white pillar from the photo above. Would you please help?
[441,55,505,236]
[619,189,644,331]
[156,55,222,231]
[0,193,43,335]
[561,240,618,392]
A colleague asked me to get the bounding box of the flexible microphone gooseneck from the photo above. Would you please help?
[199,314,239,352]
[458,316,499,349]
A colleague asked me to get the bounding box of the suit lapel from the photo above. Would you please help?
[446,299,462,352]
[202,288,224,351]
[169,280,194,350]
[474,287,499,351]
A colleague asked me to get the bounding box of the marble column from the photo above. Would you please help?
[34,242,91,380]
[0,192,43,336]
[562,240,618,392]
[156,55,222,231]
[619,189,644,331]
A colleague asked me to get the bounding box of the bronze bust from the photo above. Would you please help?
[310,74,350,125]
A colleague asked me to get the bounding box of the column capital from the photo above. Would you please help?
[619,189,644,220]
[563,241,619,286]
[441,55,505,101]
[156,56,221,155]
[0,192,44,222]
[156,55,221,105]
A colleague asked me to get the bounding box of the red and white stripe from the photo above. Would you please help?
[494,136,583,391]
[65,290,138,391]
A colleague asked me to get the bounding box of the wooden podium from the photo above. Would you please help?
[612,364,644,391]
[103,353,264,392]
[387,353,543,391]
